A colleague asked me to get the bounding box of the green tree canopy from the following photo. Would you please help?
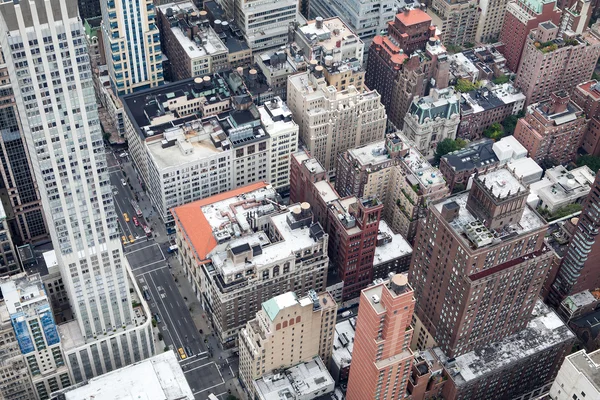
[492,74,510,84]
[435,138,467,163]
[454,79,480,93]
[483,122,504,141]
[576,154,600,173]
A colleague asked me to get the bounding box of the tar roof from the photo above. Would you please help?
[442,139,498,172]
[171,182,268,261]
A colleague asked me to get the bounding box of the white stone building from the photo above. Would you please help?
[403,87,461,157]
[0,0,154,384]
[548,348,600,400]
[287,70,387,175]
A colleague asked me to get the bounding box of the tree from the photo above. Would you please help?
[435,138,467,163]
[577,154,600,173]
[493,74,510,84]
[454,79,480,93]
[483,122,504,140]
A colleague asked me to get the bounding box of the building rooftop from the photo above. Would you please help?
[348,141,391,167]
[506,157,543,182]
[157,2,227,60]
[55,351,194,400]
[531,96,584,125]
[253,357,334,400]
[493,135,528,162]
[373,220,412,266]
[403,148,446,189]
[262,292,299,321]
[576,80,600,101]
[256,46,306,78]
[298,17,363,55]
[287,72,377,103]
[562,290,600,313]
[409,88,460,124]
[332,318,356,370]
[258,97,296,133]
[568,349,600,393]
[477,168,526,198]
[202,0,250,54]
[461,83,525,114]
[442,139,499,172]
[443,301,574,386]
[395,8,432,26]
[0,273,46,315]
[538,165,595,204]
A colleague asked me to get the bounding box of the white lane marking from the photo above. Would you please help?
[148,273,184,348]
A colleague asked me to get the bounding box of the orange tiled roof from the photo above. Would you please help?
[396,9,432,26]
[171,181,269,261]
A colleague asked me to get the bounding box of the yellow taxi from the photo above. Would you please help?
[178,347,187,360]
[129,235,135,244]
[123,213,129,222]
[121,236,127,245]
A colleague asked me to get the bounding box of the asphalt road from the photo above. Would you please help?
[106,150,235,399]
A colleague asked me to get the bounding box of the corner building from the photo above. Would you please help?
[409,167,552,357]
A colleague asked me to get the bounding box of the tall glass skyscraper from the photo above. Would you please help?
[101,0,163,95]
[0,0,154,383]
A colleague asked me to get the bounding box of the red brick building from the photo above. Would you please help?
[572,80,600,156]
[409,167,552,358]
[365,9,449,129]
[499,0,562,72]
[513,91,587,165]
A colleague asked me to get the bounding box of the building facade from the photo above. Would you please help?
[0,0,154,383]
[172,184,330,345]
[239,291,337,391]
[476,0,509,43]
[572,80,600,156]
[0,274,71,400]
[546,171,600,307]
[403,87,461,158]
[515,21,600,106]
[499,0,562,72]
[77,0,101,20]
[345,274,415,400]
[0,48,48,245]
[101,0,164,95]
[409,167,552,358]
[287,70,387,176]
[428,0,481,47]
[513,91,588,165]
[548,349,600,400]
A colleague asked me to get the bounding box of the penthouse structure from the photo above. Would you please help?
[427,0,481,47]
[410,166,552,358]
[458,83,526,140]
[254,45,308,101]
[499,0,562,72]
[172,183,329,345]
[403,87,461,157]
[123,78,298,223]
[366,9,449,130]
[536,165,595,214]
[291,151,414,300]
[295,17,365,92]
[514,91,587,165]
[346,274,415,400]
[157,3,229,80]
[515,22,600,106]
[287,70,387,175]
[572,80,600,156]
[238,290,337,395]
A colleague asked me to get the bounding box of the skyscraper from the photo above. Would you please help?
[345,273,415,400]
[546,172,600,307]
[409,167,552,357]
[100,0,163,95]
[0,0,153,382]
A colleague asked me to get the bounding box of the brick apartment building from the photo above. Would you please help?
[291,152,413,300]
[572,80,600,156]
[513,91,588,165]
[409,167,553,358]
[515,21,600,106]
[366,9,449,129]
[439,138,499,192]
[499,0,562,72]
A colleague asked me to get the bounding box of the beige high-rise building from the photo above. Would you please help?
[287,68,387,176]
[239,291,337,392]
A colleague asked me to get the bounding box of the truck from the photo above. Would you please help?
[130,199,143,218]
[143,225,152,238]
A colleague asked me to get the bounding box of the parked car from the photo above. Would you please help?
[154,313,161,323]
[121,178,127,186]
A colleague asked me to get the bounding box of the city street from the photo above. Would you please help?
[105,149,241,399]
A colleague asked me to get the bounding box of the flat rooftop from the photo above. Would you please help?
[56,351,194,399]
[403,148,446,189]
[562,290,599,313]
[0,273,45,315]
[332,318,356,369]
[253,357,334,400]
[477,168,526,198]
[374,220,412,266]
[569,349,600,393]
[445,301,574,386]
[348,140,391,167]
[299,17,363,53]
[442,139,498,172]
[577,80,600,101]
[533,98,583,125]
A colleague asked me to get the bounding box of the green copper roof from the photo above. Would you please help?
[522,0,555,14]
[262,292,298,321]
